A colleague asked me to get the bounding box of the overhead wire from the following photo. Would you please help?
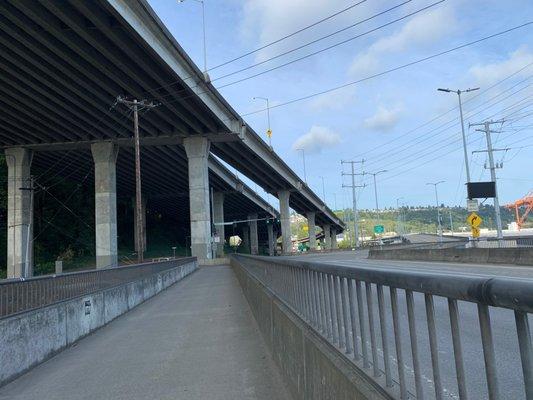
[209,0,423,84]
[140,0,372,95]
[151,0,427,101]
[359,84,533,172]
[208,0,370,72]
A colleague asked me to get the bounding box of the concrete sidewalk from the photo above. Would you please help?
[0,266,290,400]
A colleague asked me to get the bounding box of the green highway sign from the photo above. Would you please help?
[374,225,384,234]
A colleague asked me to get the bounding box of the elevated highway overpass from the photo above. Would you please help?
[0,0,343,277]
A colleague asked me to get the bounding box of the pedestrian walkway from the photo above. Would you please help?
[0,266,290,400]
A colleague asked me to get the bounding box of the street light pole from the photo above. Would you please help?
[426,181,445,243]
[396,197,404,237]
[319,176,326,202]
[253,96,272,148]
[296,148,307,183]
[365,170,387,224]
[178,0,208,77]
[437,87,479,184]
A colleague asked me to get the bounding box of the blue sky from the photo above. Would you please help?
[148,0,533,211]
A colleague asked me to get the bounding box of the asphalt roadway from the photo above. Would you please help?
[283,250,533,400]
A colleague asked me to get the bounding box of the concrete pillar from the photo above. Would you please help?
[307,211,317,250]
[242,226,250,253]
[55,260,63,275]
[213,192,225,258]
[278,190,292,253]
[331,228,338,249]
[132,197,147,254]
[183,136,212,260]
[323,224,331,250]
[91,142,119,268]
[267,223,275,256]
[248,213,259,255]
[5,147,33,278]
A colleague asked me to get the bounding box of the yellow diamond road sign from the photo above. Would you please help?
[467,212,482,228]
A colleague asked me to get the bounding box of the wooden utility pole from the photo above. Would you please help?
[116,96,157,262]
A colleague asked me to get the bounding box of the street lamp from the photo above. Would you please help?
[319,176,326,202]
[437,87,479,184]
[178,0,208,78]
[426,181,445,242]
[253,96,272,148]
[365,170,387,222]
[396,197,404,237]
[296,148,307,183]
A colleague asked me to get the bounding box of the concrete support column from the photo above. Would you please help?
[306,211,317,250]
[242,227,250,253]
[331,228,338,249]
[5,147,33,278]
[183,137,212,260]
[91,142,119,269]
[323,224,331,250]
[267,223,275,256]
[213,192,225,258]
[248,213,259,255]
[278,190,292,254]
[133,197,147,254]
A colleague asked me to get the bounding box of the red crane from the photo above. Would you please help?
[505,191,533,230]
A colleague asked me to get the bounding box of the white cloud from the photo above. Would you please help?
[292,126,341,154]
[240,0,361,61]
[308,87,356,112]
[349,5,457,77]
[469,45,533,86]
[363,105,403,131]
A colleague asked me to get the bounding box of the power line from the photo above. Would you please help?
[358,72,533,162]
[33,169,92,242]
[359,85,533,172]
[144,22,532,122]
[209,0,370,71]
[230,22,533,117]
[152,0,422,101]
[210,0,419,84]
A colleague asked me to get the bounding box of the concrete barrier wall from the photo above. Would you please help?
[0,260,197,387]
[368,247,533,265]
[232,259,392,400]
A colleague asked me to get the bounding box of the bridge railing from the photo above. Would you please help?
[232,254,533,400]
[466,237,533,248]
[0,257,195,319]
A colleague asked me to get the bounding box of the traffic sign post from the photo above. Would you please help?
[467,199,479,212]
[374,225,384,234]
[466,212,482,228]
[467,212,483,242]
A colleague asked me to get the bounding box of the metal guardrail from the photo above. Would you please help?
[0,257,195,320]
[466,237,533,248]
[232,254,533,400]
